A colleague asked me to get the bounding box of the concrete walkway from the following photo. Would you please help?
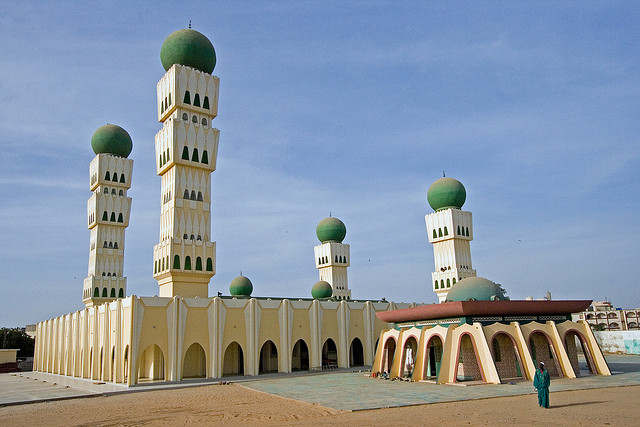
[2,355,638,410]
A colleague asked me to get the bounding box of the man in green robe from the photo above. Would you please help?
[533,361,550,408]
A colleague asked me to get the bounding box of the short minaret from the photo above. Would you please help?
[152,29,220,298]
[83,125,133,307]
[425,177,477,302]
[314,217,351,300]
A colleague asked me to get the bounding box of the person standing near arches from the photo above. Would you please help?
[534,361,550,408]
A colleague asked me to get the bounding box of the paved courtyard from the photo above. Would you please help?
[2,354,639,410]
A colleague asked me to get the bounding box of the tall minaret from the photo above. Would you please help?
[425,177,477,302]
[152,29,219,298]
[314,217,351,300]
[83,124,133,308]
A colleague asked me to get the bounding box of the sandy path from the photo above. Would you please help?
[0,383,637,426]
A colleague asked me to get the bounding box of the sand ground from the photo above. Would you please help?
[0,383,637,426]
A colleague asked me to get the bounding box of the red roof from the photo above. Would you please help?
[376,300,591,323]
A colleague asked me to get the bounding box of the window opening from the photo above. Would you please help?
[201,150,208,164]
[193,93,201,107]
[185,256,192,270]
[182,146,189,160]
[183,90,191,104]
[196,257,203,271]
[192,148,199,162]
[203,96,210,110]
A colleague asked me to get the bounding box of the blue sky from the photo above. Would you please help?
[1,1,639,327]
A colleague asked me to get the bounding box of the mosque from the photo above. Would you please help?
[371,178,611,383]
[34,28,610,387]
[33,29,408,385]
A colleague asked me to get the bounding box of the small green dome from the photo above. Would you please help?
[427,177,466,211]
[311,281,333,299]
[160,29,216,74]
[229,275,253,297]
[91,124,133,158]
[445,277,507,302]
[316,217,347,243]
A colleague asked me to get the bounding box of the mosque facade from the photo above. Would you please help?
[371,177,611,383]
[33,29,407,385]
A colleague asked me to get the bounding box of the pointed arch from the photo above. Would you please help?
[222,342,244,376]
[322,339,338,369]
[259,340,278,374]
[118,288,124,298]
[349,338,364,367]
[105,171,110,181]
[206,257,213,271]
[182,342,206,379]
[195,257,203,271]
[424,335,444,378]
[102,288,108,297]
[185,256,192,270]
[191,148,199,162]
[291,339,309,371]
[182,147,189,160]
[203,96,210,110]
[183,90,191,104]
[110,288,116,297]
[138,344,165,380]
[201,150,208,164]
[173,255,180,270]
[193,93,201,107]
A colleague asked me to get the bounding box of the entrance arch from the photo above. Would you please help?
[291,339,309,371]
[138,344,165,381]
[564,330,596,376]
[491,333,524,380]
[183,342,206,379]
[259,340,278,374]
[123,346,129,383]
[322,338,338,369]
[223,342,244,377]
[349,338,365,367]
[424,335,443,378]
[400,336,418,378]
[381,337,396,374]
[529,331,561,378]
[456,334,482,382]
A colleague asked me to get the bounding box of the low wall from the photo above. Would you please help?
[593,331,640,355]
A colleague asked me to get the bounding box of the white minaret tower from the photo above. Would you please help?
[425,176,477,302]
[152,28,220,298]
[83,124,133,308]
[314,217,351,300]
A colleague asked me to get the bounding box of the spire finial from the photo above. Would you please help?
[188,20,192,29]
[443,170,446,177]
[329,211,332,217]
[240,270,242,276]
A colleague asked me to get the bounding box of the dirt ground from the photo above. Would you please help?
[0,383,637,426]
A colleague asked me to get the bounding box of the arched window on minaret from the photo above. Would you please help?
[201,118,207,126]
[185,256,192,270]
[438,228,443,237]
[457,225,461,235]
[182,113,188,121]
[94,288,99,297]
[447,279,450,287]
[206,258,213,271]
[102,288,108,297]
[466,227,469,236]
[184,189,189,199]
[435,280,438,289]
[192,148,199,162]
[173,255,180,270]
[105,171,110,180]
[193,94,201,107]
[433,229,437,239]
[119,189,123,196]
[183,91,191,104]
[190,191,196,200]
[117,213,123,223]
[103,187,109,194]
[111,188,116,195]
[203,96,210,110]
[196,257,203,271]
[110,288,116,297]
[110,212,116,222]
[201,150,208,164]
[444,226,448,236]
[192,115,197,124]
[118,288,124,298]
[112,173,118,182]
[182,147,189,160]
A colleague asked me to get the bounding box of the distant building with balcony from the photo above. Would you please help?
[573,301,640,331]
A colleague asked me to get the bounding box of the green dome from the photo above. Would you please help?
[311,281,333,299]
[445,277,508,302]
[427,177,466,211]
[316,217,347,243]
[160,29,216,74]
[229,275,253,297]
[91,124,133,158]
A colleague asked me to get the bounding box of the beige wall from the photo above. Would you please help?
[35,296,402,386]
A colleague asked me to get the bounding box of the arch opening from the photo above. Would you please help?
[349,338,364,367]
[564,330,596,377]
[401,336,418,378]
[425,335,443,379]
[222,342,244,377]
[291,339,309,371]
[183,342,206,379]
[138,344,165,381]
[456,334,482,382]
[321,338,338,369]
[529,332,561,378]
[491,333,524,380]
[381,337,396,374]
[259,340,278,374]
